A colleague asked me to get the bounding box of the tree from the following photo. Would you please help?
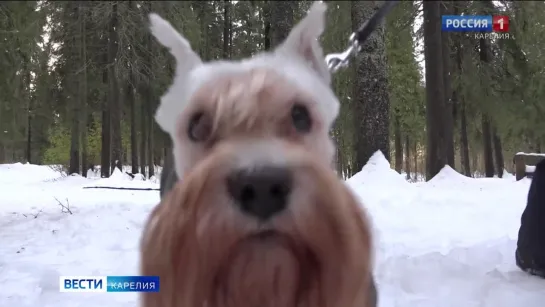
[270,1,296,47]
[423,0,447,180]
[4,0,545,181]
[441,1,455,168]
[108,2,122,173]
[351,0,391,171]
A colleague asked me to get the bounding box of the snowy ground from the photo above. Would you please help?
[1,152,544,307]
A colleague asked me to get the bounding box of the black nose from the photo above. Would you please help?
[227,167,292,221]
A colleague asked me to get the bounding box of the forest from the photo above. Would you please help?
[0,1,543,181]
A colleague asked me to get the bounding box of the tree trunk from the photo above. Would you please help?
[229,1,233,57]
[394,114,402,173]
[441,0,455,168]
[478,29,494,178]
[405,135,411,180]
[451,2,470,177]
[100,33,111,178]
[195,1,209,60]
[482,114,494,177]
[69,3,82,175]
[423,0,447,180]
[270,1,296,48]
[24,59,32,164]
[471,150,479,177]
[351,0,391,171]
[81,119,90,177]
[138,5,148,178]
[129,71,138,175]
[140,94,147,177]
[109,2,122,173]
[223,0,231,59]
[413,141,418,179]
[492,126,504,178]
[26,86,32,164]
[127,0,138,175]
[336,139,344,178]
[147,112,154,178]
[18,50,33,164]
[81,5,89,177]
[459,99,471,176]
[263,1,271,51]
[145,2,155,179]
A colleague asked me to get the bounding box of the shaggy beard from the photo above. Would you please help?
[211,232,319,307]
[140,142,372,307]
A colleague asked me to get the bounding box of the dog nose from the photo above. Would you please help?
[227,167,292,220]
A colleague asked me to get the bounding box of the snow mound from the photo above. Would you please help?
[83,168,159,190]
[500,170,515,181]
[0,163,64,184]
[132,173,145,181]
[347,150,409,188]
[428,165,471,184]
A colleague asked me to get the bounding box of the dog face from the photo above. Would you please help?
[141,140,372,307]
[142,2,373,307]
[149,2,339,179]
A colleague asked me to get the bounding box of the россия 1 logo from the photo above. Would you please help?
[441,15,509,33]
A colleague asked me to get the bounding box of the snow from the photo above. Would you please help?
[1,154,544,307]
[516,152,545,157]
[85,168,160,190]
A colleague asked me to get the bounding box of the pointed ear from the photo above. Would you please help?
[149,13,202,135]
[149,13,202,73]
[276,2,330,84]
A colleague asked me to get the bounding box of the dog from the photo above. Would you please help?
[141,2,376,306]
[516,158,545,278]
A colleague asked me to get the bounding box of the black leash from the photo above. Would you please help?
[325,0,399,73]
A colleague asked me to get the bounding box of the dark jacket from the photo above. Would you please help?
[159,151,378,305]
[516,158,545,278]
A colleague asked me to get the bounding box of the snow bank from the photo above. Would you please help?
[347,150,410,188]
[427,165,472,185]
[82,168,159,190]
[0,163,64,184]
[516,152,545,157]
[1,160,543,307]
[526,165,536,173]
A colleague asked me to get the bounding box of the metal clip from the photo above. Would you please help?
[325,33,359,73]
[324,0,399,74]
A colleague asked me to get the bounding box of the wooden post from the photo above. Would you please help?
[514,153,545,181]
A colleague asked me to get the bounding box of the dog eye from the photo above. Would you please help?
[188,112,212,142]
[291,104,312,133]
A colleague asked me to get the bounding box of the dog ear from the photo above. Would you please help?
[276,2,331,85]
[149,13,202,134]
[149,13,202,74]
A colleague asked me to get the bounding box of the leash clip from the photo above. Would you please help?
[325,33,360,73]
[324,0,399,74]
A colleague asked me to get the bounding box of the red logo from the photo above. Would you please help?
[492,16,509,32]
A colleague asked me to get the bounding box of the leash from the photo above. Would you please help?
[325,0,400,73]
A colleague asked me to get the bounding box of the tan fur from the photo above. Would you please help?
[141,140,372,307]
[173,68,335,178]
[143,3,373,306]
